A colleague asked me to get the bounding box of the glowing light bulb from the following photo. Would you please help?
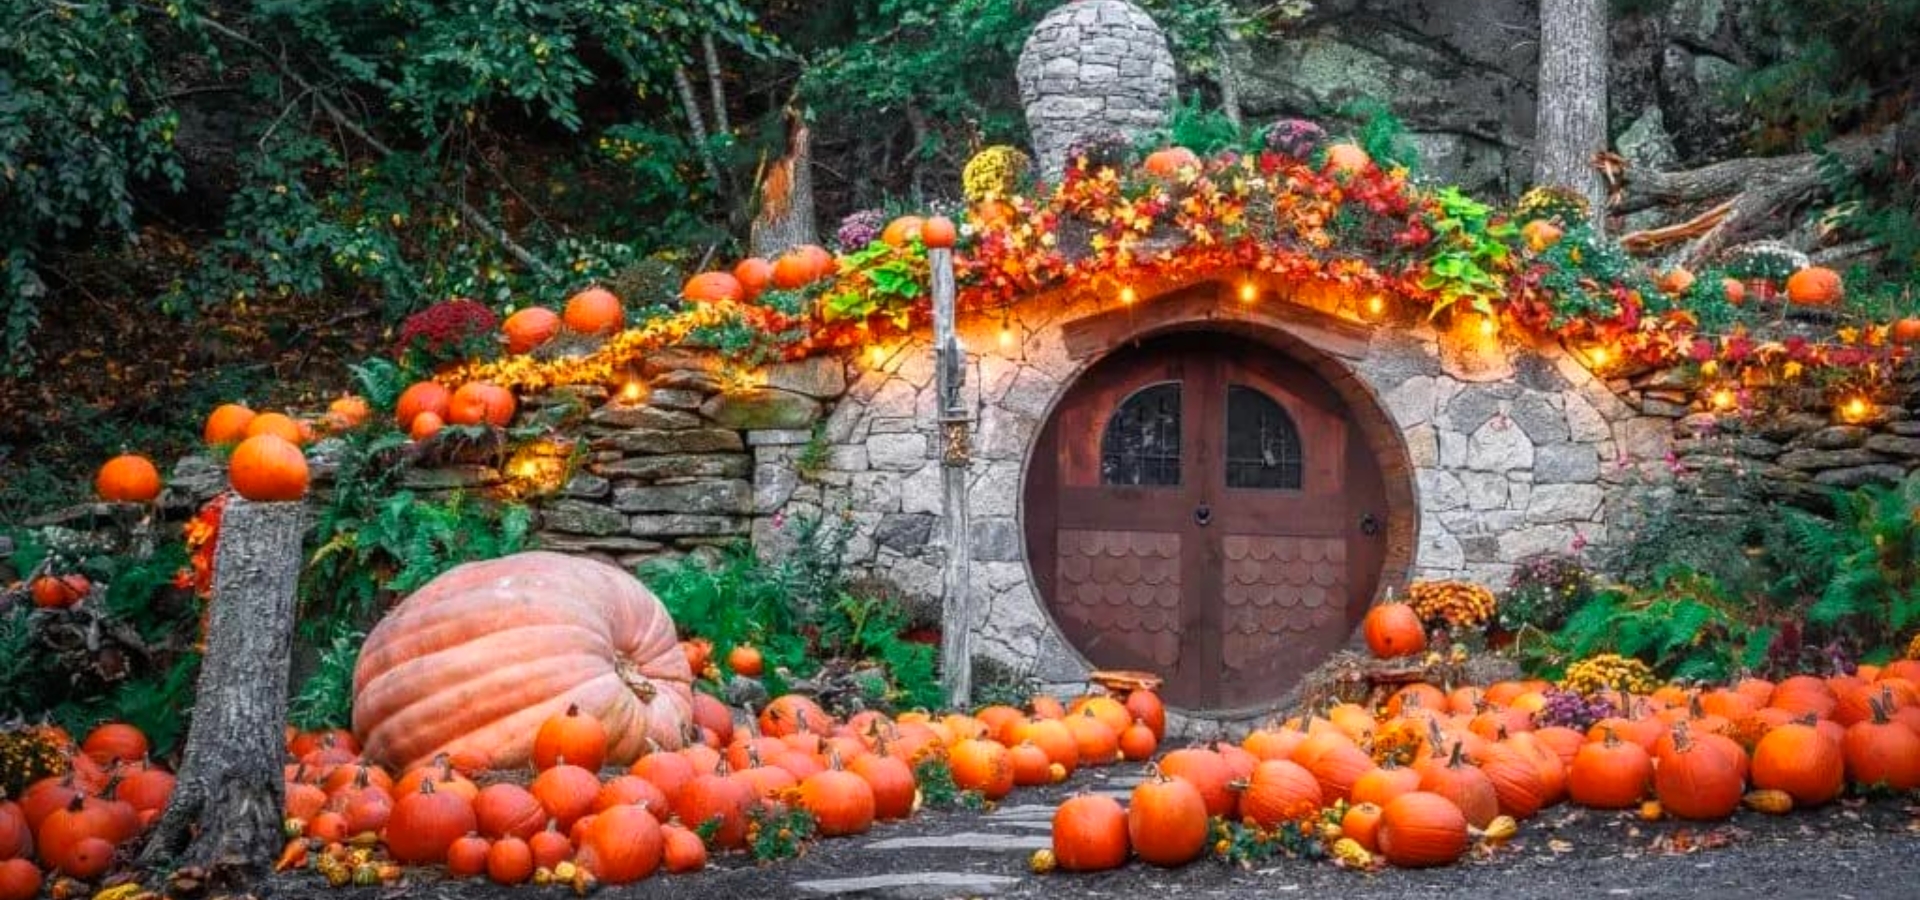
[1589,346,1609,367]
[1479,315,1498,337]
[619,380,644,403]
[1365,294,1385,317]
[1843,395,1872,422]
[1119,286,1136,306]
[1238,282,1258,304]
[1710,387,1736,411]
[868,344,887,368]
[998,325,1014,350]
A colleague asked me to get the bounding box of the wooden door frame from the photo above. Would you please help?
[1019,279,1419,714]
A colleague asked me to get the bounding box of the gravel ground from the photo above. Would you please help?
[272,763,1920,900]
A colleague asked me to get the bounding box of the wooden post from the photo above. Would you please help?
[140,498,305,889]
[931,248,974,709]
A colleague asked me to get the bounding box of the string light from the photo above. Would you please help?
[1119,285,1136,306]
[619,380,644,404]
[998,310,1015,351]
[1841,394,1873,423]
[868,344,887,368]
[1479,315,1498,337]
[1238,281,1258,304]
[1588,346,1610,368]
[1710,386,1737,411]
[1365,294,1385,317]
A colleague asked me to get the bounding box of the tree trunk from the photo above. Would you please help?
[702,34,730,137]
[1214,31,1244,130]
[674,65,727,196]
[750,108,819,258]
[1534,0,1610,232]
[139,499,304,890]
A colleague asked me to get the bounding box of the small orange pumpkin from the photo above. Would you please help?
[1143,147,1199,179]
[502,307,562,354]
[1376,791,1468,868]
[1051,794,1128,871]
[96,454,162,503]
[1657,267,1696,295]
[203,403,258,446]
[228,434,309,501]
[326,395,371,431]
[30,574,89,609]
[563,286,625,335]
[949,739,1014,801]
[1785,266,1844,306]
[408,411,445,441]
[1751,722,1844,807]
[1892,317,1920,346]
[244,411,305,445]
[1721,277,1746,305]
[921,216,957,249]
[727,644,764,678]
[682,271,745,305]
[395,381,452,428]
[447,382,516,427]
[486,836,535,884]
[533,704,609,773]
[880,216,924,247]
[1126,773,1208,867]
[1363,603,1427,658]
[1323,143,1372,176]
[1521,219,1563,252]
[732,258,774,298]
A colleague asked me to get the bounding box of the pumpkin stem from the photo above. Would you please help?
[419,778,437,795]
[1688,694,1706,719]
[1446,741,1468,769]
[1669,720,1694,753]
[1868,692,1890,724]
[1599,725,1620,748]
[566,703,581,717]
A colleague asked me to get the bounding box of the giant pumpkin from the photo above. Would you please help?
[353,552,694,772]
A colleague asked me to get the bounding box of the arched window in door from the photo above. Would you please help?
[1224,385,1302,489]
[1099,382,1181,486]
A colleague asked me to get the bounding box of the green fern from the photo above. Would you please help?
[290,622,363,730]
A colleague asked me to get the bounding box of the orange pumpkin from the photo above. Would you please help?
[1657,267,1696,295]
[1376,792,1467,868]
[1363,603,1427,658]
[352,552,695,772]
[529,763,599,833]
[577,803,663,884]
[1124,689,1167,740]
[95,454,162,503]
[949,739,1014,801]
[1653,726,1744,820]
[448,382,516,427]
[564,286,625,335]
[726,644,764,678]
[1574,725,1651,809]
[409,411,446,441]
[1751,722,1844,806]
[1159,748,1236,818]
[771,244,834,290]
[244,411,305,445]
[474,784,546,840]
[799,761,875,837]
[732,258,774,299]
[533,704,609,773]
[1051,794,1128,871]
[1351,764,1421,808]
[395,381,453,429]
[528,820,572,869]
[661,823,707,874]
[1843,693,1920,790]
[1785,266,1844,306]
[850,747,916,820]
[486,836,535,884]
[1341,801,1385,851]
[30,575,89,610]
[324,395,371,431]
[1064,710,1119,767]
[1010,741,1056,785]
[1143,147,1200,179]
[503,308,562,354]
[447,834,491,878]
[203,403,257,446]
[1238,759,1323,829]
[672,766,754,850]
[0,797,30,863]
[0,859,42,900]
[228,434,309,501]
[1126,773,1208,867]
[1415,744,1499,828]
[921,216,957,249]
[1521,219,1562,252]
[758,694,831,738]
[682,271,745,305]
[1118,721,1157,761]
[1322,143,1372,177]
[1722,277,1746,305]
[1892,317,1920,346]
[880,216,924,247]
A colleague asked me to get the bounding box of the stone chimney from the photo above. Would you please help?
[1016,0,1177,180]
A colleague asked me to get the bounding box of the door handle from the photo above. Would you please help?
[1360,513,1381,536]
[1194,503,1212,527]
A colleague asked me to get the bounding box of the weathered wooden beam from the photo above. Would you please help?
[931,248,974,709]
[1058,281,1375,361]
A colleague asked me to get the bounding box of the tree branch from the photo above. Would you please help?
[173,9,560,282]
[702,33,730,137]
[1613,126,1898,213]
[674,64,728,197]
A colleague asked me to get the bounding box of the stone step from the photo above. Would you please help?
[793,872,1023,898]
[864,831,1051,852]
[986,804,1056,820]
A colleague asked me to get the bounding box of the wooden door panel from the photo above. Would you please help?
[1219,535,1349,708]
[1052,529,1184,678]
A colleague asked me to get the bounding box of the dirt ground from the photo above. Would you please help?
[271,762,1920,900]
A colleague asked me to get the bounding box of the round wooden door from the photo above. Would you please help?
[1024,332,1390,711]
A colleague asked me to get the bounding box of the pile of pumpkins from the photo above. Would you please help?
[268,680,1168,890]
[0,724,176,900]
[1043,652,1920,873]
